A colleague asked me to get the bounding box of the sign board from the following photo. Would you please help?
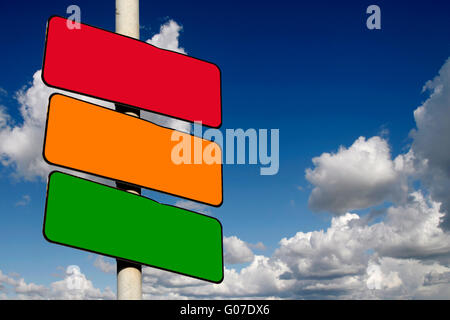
[44,171,224,283]
[42,16,222,128]
[43,94,223,206]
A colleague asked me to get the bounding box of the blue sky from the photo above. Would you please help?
[1,0,450,299]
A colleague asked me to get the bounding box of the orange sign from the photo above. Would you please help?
[43,94,222,206]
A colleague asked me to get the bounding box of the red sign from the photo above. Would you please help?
[42,16,222,128]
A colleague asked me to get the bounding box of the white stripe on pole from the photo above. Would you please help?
[115,0,142,300]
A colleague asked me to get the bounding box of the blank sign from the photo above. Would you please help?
[44,171,224,283]
[43,94,223,206]
[42,16,222,128]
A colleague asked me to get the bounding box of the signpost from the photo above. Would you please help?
[40,0,223,300]
[114,0,143,300]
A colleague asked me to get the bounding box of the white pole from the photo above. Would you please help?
[116,0,139,39]
[115,0,142,300]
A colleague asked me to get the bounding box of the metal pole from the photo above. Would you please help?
[115,0,142,300]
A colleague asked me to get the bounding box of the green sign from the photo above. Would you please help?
[44,171,223,283]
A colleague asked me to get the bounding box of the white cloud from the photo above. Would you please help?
[0,266,114,300]
[423,270,450,286]
[366,260,402,290]
[142,255,292,299]
[0,270,17,287]
[370,191,450,259]
[305,136,410,214]
[274,213,369,280]
[0,71,54,180]
[136,193,450,299]
[411,58,450,229]
[134,186,450,299]
[273,190,450,284]
[93,256,116,274]
[364,257,450,299]
[223,236,255,264]
[248,242,267,251]
[14,278,48,300]
[146,20,186,54]
[298,58,450,299]
[0,70,114,182]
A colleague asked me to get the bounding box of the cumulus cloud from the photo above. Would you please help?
[424,271,450,286]
[411,58,450,229]
[146,20,186,54]
[248,242,267,251]
[288,56,450,298]
[275,213,369,280]
[93,256,116,274]
[142,255,292,299]
[223,236,255,264]
[0,71,55,180]
[137,191,450,299]
[370,192,450,259]
[277,190,450,284]
[0,70,115,182]
[305,136,413,214]
[364,257,450,299]
[0,266,114,300]
[366,260,402,290]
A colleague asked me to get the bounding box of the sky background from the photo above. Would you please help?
[1,0,450,299]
